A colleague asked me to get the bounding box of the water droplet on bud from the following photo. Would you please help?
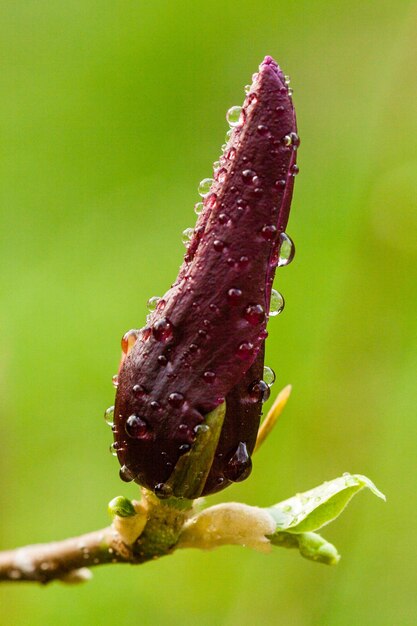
[261,224,277,241]
[182,228,194,246]
[278,232,295,267]
[249,380,270,402]
[241,169,257,184]
[263,366,276,386]
[226,105,244,127]
[154,483,173,499]
[203,370,216,384]
[146,297,161,313]
[198,178,214,197]
[109,442,119,456]
[168,392,185,407]
[236,341,254,360]
[269,290,285,316]
[125,414,149,439]
[224,442,252,482]
[112,374,119,388]
[227,288,242,305]
[152,317,174,343]
[194,202,204,215]
[121,329,139,355]
[216,168,227,183]
[104,406,114,426]
[244,303,265,325]
[119,465,135,483]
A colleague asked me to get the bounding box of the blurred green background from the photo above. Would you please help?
[1,1,416,624]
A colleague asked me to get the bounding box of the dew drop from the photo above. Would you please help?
[182,227,194,246]
[244,84,251,95]
[284,74,291,85]
[133,383,146,396]
[291,164,299,176]
[109,442,119,456]
[269,289,285,316]
[168,392,185,407]
[282,134,292,147]
[146,297,161,313]
[213,160,220,170]
[236,341,254,360]
[198,178,214,197]
[218,213,228,225]
[277,232,295,267]
[205,193,217,209]
[227,147,236,161]
[242,169,256,184]
[150,400,161,410]
[157,355,168,366]
[213,239,225,252]
[263,366,276,386]
[119,465,135,483]
[194,202,204,215]
[121,329,139,356]
[249,380,270,403]
[289,132,300,148]
[257,124,269,135]
[104,406,114,426]
[203,370,216,384]
[227,288,242,305]
[112,374,119,388]
[154,483,173,499]
[194,423,210,434]
[275,179,286,189]
[226,105,243,127]
[152,317,174,343]
[224,442,252,482]
[243,303,265,325]
[261,224,277,241]
[238,255,249,268]
[179,443,191,454]
[225,129,233,142]
[216,168,227,183]
[125,414,149,438]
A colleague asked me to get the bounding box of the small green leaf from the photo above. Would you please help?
[267,473,385,535]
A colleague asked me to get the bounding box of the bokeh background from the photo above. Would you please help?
[1,1,416,624]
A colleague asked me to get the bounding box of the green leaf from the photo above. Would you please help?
[267,473,385,535]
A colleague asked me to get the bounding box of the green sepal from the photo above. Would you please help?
[166,401,226,499]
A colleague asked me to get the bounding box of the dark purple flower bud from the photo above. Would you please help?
[113,55,298,497]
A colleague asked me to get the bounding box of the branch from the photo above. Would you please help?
[0,473,384,585]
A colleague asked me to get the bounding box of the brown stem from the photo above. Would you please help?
[0,527,133,584]
[0,491,190,585]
